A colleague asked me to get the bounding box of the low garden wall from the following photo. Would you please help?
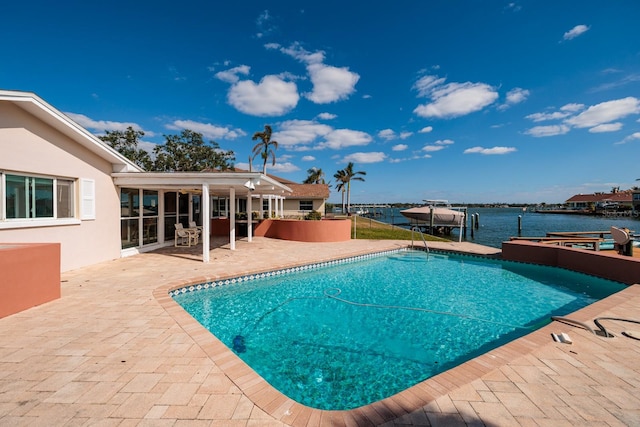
[0,243,60,318]
[254,218,351,242]
[502,240,640,285]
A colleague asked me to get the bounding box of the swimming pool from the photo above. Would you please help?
[171,249,625,410]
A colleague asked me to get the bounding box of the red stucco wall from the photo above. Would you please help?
[254,219,351,242]
[502,240,640,285]
[0,243,60,318]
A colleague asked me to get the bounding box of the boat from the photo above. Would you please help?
[400,200,465,229]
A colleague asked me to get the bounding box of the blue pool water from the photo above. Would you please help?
[172,250,625,410]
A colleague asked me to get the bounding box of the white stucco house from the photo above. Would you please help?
[0,90,292,272]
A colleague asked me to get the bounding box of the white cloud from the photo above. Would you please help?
[306,63,360,104]
[255,10,276,39]
[273,119,333,147]
[268,42,359,104]
[399,131,413,139]
[498,87,530,110]
[422,145,446,152]
[526,103,585,123]
[464,146,517,155]
[588,123,622,133]
[563,24,590,41]
[561,103,585,112]
[524,124,571,137]
[318,129,372,150]
[317,112,337,120]
[413,75,447,97]
[418,126,433,133]
[434,139,454,145]
[214,65,250,83]
[392,144,408,151]
[269,162,300,173]
[65,113,155,136]
[166,120,246,140]
[564,97,640,128]
[413,76,499,119]
[614,132,640,145]
[301,155,316,161]
[421,139,454,152]
[378,129,396,140]
[227,75,299,116]
[342,152,387,163]
[526,111,571,122]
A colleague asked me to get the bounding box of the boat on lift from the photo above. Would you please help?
[400,200,465,229]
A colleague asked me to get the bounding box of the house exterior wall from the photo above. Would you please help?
[282,198,325,218]
[0,103,122,272]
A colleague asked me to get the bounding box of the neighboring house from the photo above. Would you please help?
[0,90,290,271]
[266,175,330,218]
[565,190,633,211]
[227,170,331,218]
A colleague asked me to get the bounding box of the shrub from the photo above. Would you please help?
[305,210,322,221]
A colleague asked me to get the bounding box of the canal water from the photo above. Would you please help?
[364,207,639,249]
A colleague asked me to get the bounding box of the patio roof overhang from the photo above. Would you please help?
[112,171,292,262]
[111,171,292,197]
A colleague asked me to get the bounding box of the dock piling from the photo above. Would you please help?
[518,215,522,235]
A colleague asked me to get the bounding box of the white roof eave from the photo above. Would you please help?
[111,172,293,196]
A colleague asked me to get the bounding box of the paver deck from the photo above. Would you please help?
[1,237,640,426]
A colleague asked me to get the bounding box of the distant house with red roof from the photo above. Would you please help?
[565,189,633,211]
[266,174,330,217]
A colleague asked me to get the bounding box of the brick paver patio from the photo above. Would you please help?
[1,237,639,426]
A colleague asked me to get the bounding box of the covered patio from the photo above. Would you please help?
[112,171,292,262]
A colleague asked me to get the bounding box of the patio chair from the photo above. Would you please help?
[175,223,198,247]
[188,221,203,237]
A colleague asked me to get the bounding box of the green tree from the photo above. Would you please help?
[99,126,153,170]
[153,129,234,172]
[342,162,366,213]
[333,169,348,213]
[251,125,278,174]
[303,167,326,184]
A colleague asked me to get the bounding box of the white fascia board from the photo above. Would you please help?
[111,172,292,195]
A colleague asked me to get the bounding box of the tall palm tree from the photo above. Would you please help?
[251,125,278,174]
[343,162,366,213]
[333,169,348,213]
[303,167,326,184]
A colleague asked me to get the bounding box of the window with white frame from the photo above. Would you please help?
[299,200,313,211]
[2,172,75,220]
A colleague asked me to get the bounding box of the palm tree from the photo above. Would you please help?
[333,169,348,213]
[342,162,366,213]
[251,125,278,174]
[303,167,326,184]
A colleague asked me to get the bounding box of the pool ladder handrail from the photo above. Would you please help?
[411,226,430,257]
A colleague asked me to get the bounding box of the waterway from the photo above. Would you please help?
[363,207,639,249]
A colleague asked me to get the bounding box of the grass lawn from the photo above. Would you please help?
[344,215,450,242]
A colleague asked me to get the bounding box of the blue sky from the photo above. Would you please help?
[3,1,639,204]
